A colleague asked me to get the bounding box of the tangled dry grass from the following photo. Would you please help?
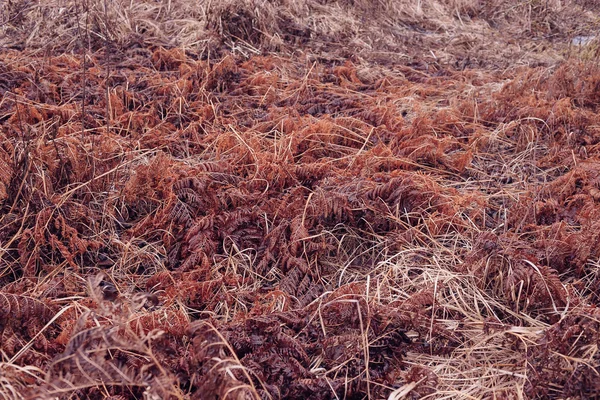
[2,0,599,65]
[3,0,600,399]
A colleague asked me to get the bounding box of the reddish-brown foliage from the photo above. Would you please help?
[4,33,600,398]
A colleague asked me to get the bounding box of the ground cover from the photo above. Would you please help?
[2,1,600,398]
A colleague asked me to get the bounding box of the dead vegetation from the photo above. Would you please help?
[2,0,600,399]
[1,0,598,66]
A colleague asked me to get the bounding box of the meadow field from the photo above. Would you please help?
[2,1,600,398]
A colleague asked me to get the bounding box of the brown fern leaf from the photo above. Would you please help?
[504,260,567,314]
[318,283,369,331]
[297,283,325,307]
[0,292,55,332]
[308,188,353,224]
[405,365,440,396]
[17,228,38,275]
[123,153,176,205]
[0,132,12,202]
[534,265,568,309]
[273,331,310,365]
[400,287,436,311]
[0,330,27,357]
[189,321,258,400]
[289,377,342,399]
[289,217,309,257]
[293,162,332,185]
[175,277,222,308]
[151,47,187,71]
[279,266,304,296]
[321,334,362,364]
[48,320,180,399]
[129,308,190,337]
[169,200,194,227]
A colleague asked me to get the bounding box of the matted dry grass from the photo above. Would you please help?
[2,0,598,65]
[2,1,600,399]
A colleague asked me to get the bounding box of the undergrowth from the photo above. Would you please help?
[2,1,600,399]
